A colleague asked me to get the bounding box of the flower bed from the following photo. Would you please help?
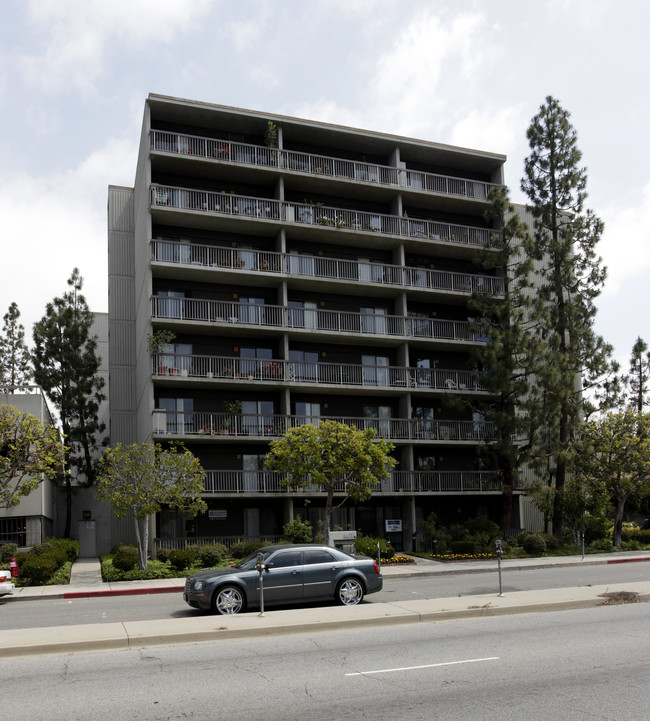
[428,553,495,562]
[380,555,415,565]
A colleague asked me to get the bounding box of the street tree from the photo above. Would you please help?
[96,442,207,569]
[572,409,650,548]
[32,269,106,537]
[521,96,614,536]
[0,303,32,392]
[265,420,396,546]
[0,404,62,509]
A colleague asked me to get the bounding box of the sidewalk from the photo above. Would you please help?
[2,551,649,658]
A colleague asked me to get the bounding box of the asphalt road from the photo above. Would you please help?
[1,603,648,721]
[1,560,648,630]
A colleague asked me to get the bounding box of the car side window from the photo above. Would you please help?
[303,549,335,565]
[269,550,302,568]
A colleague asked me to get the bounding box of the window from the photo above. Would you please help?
[158,398,194,434]
[157,291,184,319]
[362,355,389,386]
[270,550,302,568]
[240,347,273,378]
[288,300,318,329]
[304,549,335,565]
[238,297,265,324]
[242,400,275,435]
[295,402,320,425]
[360,307,387,334]
[289,350,318,382]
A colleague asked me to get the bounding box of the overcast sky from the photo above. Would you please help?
[1,0,648,369]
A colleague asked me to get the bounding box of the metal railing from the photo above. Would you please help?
[150,239,504,296]
[152,411,495,442]
[150,130,500,201]
[202,469,503,494]
[155,535,283,551]
[152,353,486,392]
[150,184,495,249]
[151,296,488,343]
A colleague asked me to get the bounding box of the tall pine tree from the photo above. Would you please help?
[0,302,32,392]
[626,337,650,412]
[521,97,613,535]
[32,269,105,537]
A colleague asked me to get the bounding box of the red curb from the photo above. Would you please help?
[63,586,183,599]
[606,557,650,565]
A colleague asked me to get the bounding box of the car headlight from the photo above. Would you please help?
[193,580,204,591]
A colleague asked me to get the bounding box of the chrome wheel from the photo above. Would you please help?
[214,586,245,615]
[336,577,364,606]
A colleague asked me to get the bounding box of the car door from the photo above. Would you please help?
[302,547,341,600]
[262,549,303,603]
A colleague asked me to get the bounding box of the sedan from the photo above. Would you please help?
[0,569,14,596]
[184,544,382,615]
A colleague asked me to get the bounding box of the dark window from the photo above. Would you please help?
[269,550,301,568]
[303,549,335,565]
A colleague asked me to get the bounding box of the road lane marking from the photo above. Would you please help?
[345,656,500,677]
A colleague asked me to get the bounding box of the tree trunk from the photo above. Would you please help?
[134,514,149,570]
[501,458,514,530]
[324,488,334,547]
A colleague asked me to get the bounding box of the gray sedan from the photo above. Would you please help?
[184,544,383,615]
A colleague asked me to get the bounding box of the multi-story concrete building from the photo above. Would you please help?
[108,93,526,552]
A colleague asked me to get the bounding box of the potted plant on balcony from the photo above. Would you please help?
[221,399,242,434]
[147,330,176,375]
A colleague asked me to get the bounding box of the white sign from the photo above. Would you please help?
[209,510,227,520]
[385,519,402,533]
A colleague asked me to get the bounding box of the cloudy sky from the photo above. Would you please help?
[1,0,648,369]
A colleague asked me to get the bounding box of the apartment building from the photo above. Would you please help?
[108,93,523,552]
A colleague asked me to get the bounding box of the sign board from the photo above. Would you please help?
[209,510,227,520]
[385,519,402,533]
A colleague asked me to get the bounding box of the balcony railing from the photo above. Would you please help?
[150,240,504,296]
[152,354,486,392]
[152,411,495,442]
[202,470,502,494]
[150,184,495,249]
[151,296,488,344]
[150,130,500,201]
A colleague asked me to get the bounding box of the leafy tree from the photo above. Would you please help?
[572,410,650,548]
[265,421,396,546]
[32,269,106,537]
[521,96,614,536]
[96,442,207,569]
[0,303,32,392]
[0,404,62,508]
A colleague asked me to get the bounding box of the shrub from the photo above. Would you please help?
[229,541,264,559]
[588,538,613,553]
[0,543,18,563]
[449,524,469,541]
[622,527,650,543]
[622,539,643,551]
[194,543,228,567]
[465,517,500,536]
[20,554,58,585]
[168,548,196,572]
[112,547,139,572]
[156,547,171,563]
[39,538,79,563]
[354,536,395,559]
[450,540,475,555]
[32,543,67,569]
[282,515,313,544]
[583,515,610,544]
[521,533,547,555]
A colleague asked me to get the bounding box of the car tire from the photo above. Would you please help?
[213,585,246,615]
[335,577,364,606]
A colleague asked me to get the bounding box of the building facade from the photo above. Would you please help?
[108,94,528,552]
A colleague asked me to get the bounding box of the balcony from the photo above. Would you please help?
[152,353,486,393]
[202,470,503,494]
[150,240,505,296]
[150,130,500,201]
[151,296,489,344]
[152,411,495,443]
[150,184,495,250]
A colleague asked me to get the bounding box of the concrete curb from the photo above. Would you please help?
[3,581,650,658]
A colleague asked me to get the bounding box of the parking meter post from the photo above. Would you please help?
[495,540,503,596]
[256,552,266,617]
[377,542,381,572]
[582,532,585,561]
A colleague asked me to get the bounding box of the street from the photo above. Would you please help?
[1,603,649,721]
[1,559,648,630]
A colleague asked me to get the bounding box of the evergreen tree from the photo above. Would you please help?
[32,269,106,537]
[465,188,539,528]
[521,97,614,536]
[0,302,32,392]
[626,337,650,412]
